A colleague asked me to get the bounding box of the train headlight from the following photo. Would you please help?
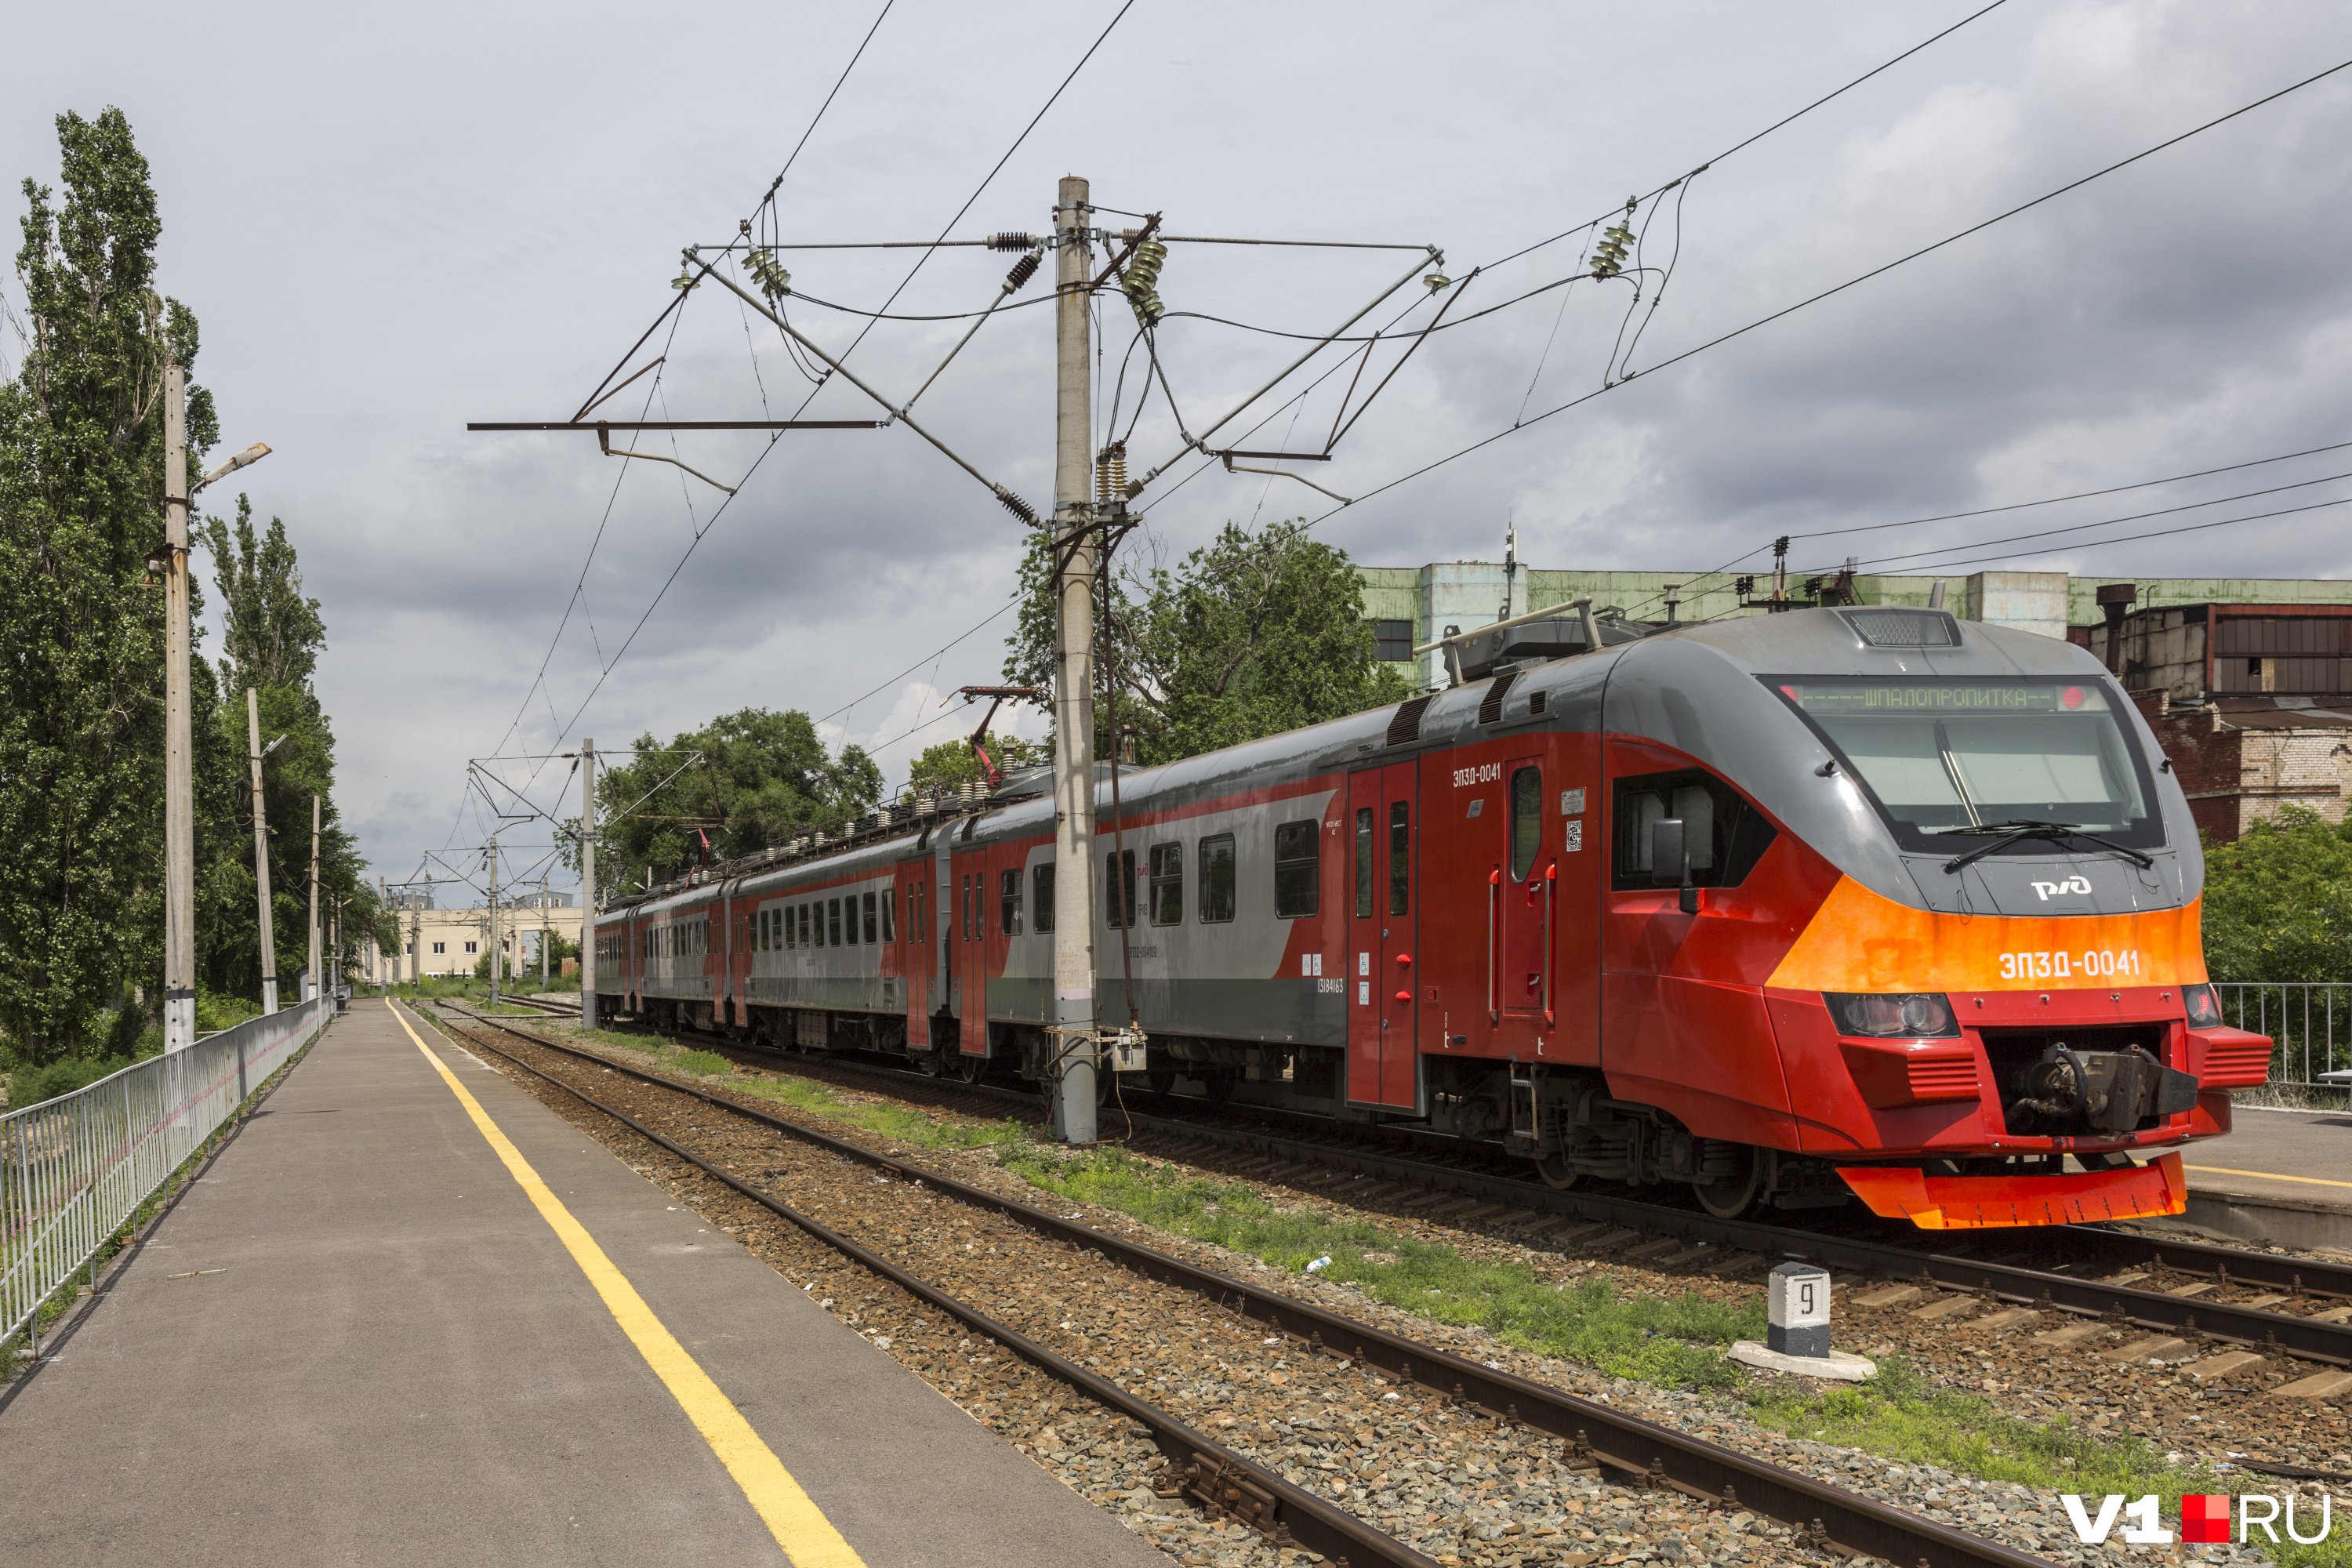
[1824,991,1960,1039]
[2182,983,2223,1028]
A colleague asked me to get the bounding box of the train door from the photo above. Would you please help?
[955,846,990,1055]
[1499,757,1554,1027]
[902,859,931,1048]
[1345,762,1421,1110]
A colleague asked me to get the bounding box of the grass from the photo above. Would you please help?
[1747,1359,2350,1565]
[722,1070,1035,1153]
[999,1144,1758,1388]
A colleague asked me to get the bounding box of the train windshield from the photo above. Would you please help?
[1768,677,2164,854]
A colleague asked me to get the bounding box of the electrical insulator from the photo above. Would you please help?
[746,249,791,304]
[1123,238,1167,327]
[1588,223,1633,280]
[1003,252,1040,292]
[987,232,1036,252]
[1095,442,1127,502]
[1424,271,1451,294]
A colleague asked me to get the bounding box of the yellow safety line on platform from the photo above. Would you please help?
[388,1001,864,1568]
[2185,1163,2352,1191]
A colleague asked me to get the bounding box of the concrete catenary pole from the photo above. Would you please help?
[487,829,501,1006]
[379,876,389,994]
[580,739,597,1028]
[307,795,321,1003]
[162,365,197,1053]
[409,889,422,988]
[247,688,279,1014]
[1051,175,1098,1142]
[540,874,550,990]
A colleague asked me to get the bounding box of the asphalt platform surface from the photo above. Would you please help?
[0,999,1163,1568]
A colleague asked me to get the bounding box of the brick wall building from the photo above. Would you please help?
[2141,693,2352,842]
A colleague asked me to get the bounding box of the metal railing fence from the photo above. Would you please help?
[2215,982,2352,1089]
[2,996,331,1352]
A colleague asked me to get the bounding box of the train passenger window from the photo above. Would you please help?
[1198,834,1235,923]
[849,895,863,946]
[1388,801,1410,916]
[1274,821,1319,920]
[862,891,877,945]
[1353,808,1374,917]
[1104,849,1137,929]
[828,898,842,946]
[1610,768,1777,891]
[1033,862,1054,933]
[1149,844,1183,925]
[882,887,896,943]
[1000,869,1022,935]
[1511,767,1542,881]
[795,904,807,947]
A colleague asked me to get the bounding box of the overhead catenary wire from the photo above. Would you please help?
[1295,53,2352,539]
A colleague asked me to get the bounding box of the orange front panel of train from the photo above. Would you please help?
[1764,876,2209,994]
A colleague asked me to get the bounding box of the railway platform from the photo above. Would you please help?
[0,999,1161,1568]
[2170,1104,2352,1252]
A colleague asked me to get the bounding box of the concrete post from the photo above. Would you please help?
[162,365,196,1053]
[580,738,597,1028]
[249,688,279,1014]
[1051,174,1098,1142]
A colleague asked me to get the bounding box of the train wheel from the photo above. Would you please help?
[1146,1071,1175,1109]
[1200,1070,1238,1106]
[1535,1154,1581,1192]
[923,1050,949,1078]
[1693,1146,1765,1221]
[957,1054,986,1084]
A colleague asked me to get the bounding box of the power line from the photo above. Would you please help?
[1786,437,2352,543]
[1483,0,2013,274]
[1300,53,2352,538]
[1840,492,2352,579]
[478,0,1140,822]
[1820,466,2352,575]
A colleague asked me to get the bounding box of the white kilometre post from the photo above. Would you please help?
[248,688,279,1014]
[580,739,597,1028]
[1050,175,1098,1143]
[162,366,197,1052]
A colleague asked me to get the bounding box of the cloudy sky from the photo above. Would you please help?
[9,0,2350,898]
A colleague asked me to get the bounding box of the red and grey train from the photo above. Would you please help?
[593,604,2271,1230]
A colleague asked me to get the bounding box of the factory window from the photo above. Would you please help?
[1198,834,1236,923]
[1000,869,1022,935]
[464,942,477,954]
[1032,862,1054,934]
[881,887,895,942]
[1388,800,1410,917]
[1370,619,1414,661]
[1150,843,1183,926]
[405,942,415,956]
[1104,848,1137,929]
[828,898,842,946]
[862,891,878,945]
[1274,820,1319,919]
[432,942,446,956]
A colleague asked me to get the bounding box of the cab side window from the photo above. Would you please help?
[1610,768,1777,891]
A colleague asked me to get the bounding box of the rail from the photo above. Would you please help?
[2216,982,2352,1090]
[2,997,332,1352]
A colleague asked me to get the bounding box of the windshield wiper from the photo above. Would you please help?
[1935,818,2155,874]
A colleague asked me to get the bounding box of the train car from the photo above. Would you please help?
[593,604,2271,1230]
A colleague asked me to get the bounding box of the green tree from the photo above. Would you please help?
[1004,517,1413,767]
[905,732,1049,793]
[582,708,880,891]
[0,109,220,1063]
[2198,807,2352,983]
[199,493,347,1000]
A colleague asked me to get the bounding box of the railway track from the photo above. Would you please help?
[431,1002,2056,1568]
[721,1044,2352,1368]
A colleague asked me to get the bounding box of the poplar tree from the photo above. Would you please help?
[0,109,219,1062]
